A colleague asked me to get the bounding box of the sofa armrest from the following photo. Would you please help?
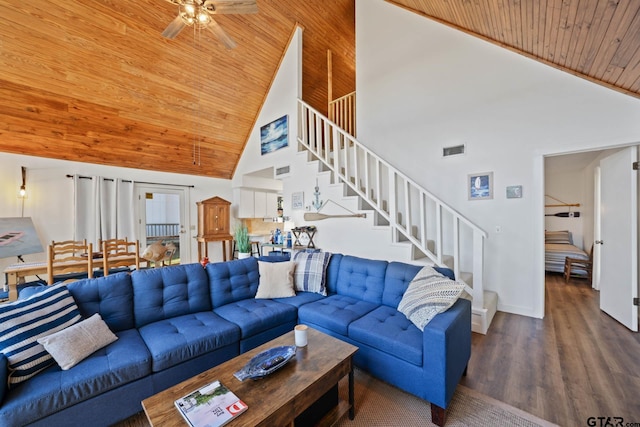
[0,352,8,407]
[422,298,471,408]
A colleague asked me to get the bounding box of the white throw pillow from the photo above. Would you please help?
[37,313,118,370]
[255,261,297,299]
[398,266,466,331]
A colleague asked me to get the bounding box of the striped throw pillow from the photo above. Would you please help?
[293,251,332,295]
[398,266,466,331]
[545,230,572,244]
[0,284,82,386]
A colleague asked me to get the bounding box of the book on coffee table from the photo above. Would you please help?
[174,380,247,427]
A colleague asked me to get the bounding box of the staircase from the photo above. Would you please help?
[296,98,497,334]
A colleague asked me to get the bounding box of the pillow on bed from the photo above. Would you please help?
[545,230,572,245]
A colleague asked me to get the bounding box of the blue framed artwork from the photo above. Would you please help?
[468,172,493,200]
[260,115,289,155]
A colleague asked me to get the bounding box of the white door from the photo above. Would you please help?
[592,167,601,291]
[599,146,638,331]
[136,185,190,265]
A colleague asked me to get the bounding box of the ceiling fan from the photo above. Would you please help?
[161,0,258,49]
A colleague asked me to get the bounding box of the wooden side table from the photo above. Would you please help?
[292,229,316,249]
[197,236,233,262]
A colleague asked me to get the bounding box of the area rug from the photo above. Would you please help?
[116,368,557,427]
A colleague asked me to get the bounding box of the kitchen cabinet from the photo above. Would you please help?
[235,189,279,218]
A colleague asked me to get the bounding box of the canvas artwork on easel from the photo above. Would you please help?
[0,217,44,259]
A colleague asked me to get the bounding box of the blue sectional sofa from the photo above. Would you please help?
[0,254,471,427]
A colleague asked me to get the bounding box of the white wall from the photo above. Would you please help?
[232,28,302,213]
[0,153,233,279]
[355,0,640,318]
[544,168,586,249]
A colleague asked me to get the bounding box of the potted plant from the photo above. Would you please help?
[235,224,251,259]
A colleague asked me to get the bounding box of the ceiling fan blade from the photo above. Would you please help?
[206,19,237,50]
[204,0,258,14]
[162,15,186,40]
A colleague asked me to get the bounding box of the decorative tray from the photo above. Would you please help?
[234,345,296,381]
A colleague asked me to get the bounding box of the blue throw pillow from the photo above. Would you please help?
[293,251,332,295]
[0,283,82,387]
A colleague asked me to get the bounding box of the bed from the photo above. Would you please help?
[545,230,589,275]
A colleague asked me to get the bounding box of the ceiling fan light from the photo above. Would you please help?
[196,10,211,26]
[183,3,196,15]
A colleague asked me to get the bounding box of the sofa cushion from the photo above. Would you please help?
[67,272,134,332]
[273,291,325,308]
[383,262,422,308]
[293,251,332,295]
[132,264,211,328]
[348,305,423,366]
[398,266,466,331]
[383,263,457,309]
[335,255,388,304]
[37,313,118,370]
[0,353,6,406]
[137,311,240,372]
[0,283,82,387]
[0,329,151,427]
[207,257,260,308]
[214,299,297,339]
[255,261,296,299]
[297,295,378,336]
[324,253,343,294]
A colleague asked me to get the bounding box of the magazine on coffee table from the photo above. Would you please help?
[174,380,247,427]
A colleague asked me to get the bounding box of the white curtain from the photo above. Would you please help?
[74,175,136,246]
[74,175,100,245]
[116,179,136,242]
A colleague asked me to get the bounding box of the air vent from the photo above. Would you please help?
[275,165,290,177]
[442,144,466,157]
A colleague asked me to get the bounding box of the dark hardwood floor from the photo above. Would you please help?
[461,273,640,427]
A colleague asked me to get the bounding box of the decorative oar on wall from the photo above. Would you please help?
[545,211,581,217]
[544,194,580,218]
[303,200,367,221]
[304,211,367,220]
[304,181,367,221]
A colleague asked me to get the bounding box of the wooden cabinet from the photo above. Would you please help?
[196,196,233,261]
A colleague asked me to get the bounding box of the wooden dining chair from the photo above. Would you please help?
[101,238,141,276]
[47,239,94,285]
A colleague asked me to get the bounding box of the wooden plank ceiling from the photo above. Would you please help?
[2,1,638,179]
[389,0,640,99]
[0,0,355,178]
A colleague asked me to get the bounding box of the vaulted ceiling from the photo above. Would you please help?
[1,1,638,179]
[389,0,640,99]
[0,0,355,179]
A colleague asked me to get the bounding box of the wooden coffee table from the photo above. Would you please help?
[142,327,358,426]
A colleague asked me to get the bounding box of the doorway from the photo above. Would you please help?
[136,185,190,265]
[543,146,638,330]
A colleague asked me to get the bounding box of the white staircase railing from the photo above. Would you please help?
[297,99,488,311]
[328,91,356,137]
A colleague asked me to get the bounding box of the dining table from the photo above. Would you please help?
[3,252,141,302]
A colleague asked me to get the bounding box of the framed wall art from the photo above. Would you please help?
[291,192,304,210]
[468,172,493,200]
[260,115,289,155]
[506,185,523,199]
